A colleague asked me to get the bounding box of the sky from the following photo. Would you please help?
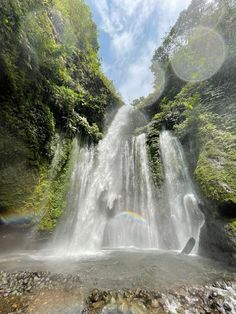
[86,0,191,103]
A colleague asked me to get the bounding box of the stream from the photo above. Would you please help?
[0,249,235,290]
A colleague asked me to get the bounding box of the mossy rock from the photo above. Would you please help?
[0,0,121,226]
[194,122,236,216]
[0,130,39,213]
[146,121,164,186]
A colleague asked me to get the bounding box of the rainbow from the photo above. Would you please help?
[0,214,34,226]
[115,211,147,225]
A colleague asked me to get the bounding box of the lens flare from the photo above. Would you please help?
[171,27,226,83]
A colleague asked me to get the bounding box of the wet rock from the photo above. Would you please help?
[181,237,196,255]
[1,271,236,314]
[223,302,232,311]
[118,301,129,313]
[150,298,159,308]
[158,298,166,307]
[90,289,101,303]
[110,296,116,304]
[135,288,142,295]
[92,300,105,309]
[153,291,162,299]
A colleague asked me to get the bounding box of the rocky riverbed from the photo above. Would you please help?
[0,270,236,313]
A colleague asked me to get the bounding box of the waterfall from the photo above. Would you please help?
[103,133,158,248]
[52,106,159,255]
[51,107,204,256]
[159,130,205,251]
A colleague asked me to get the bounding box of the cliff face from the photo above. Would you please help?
[0,0,121,230]
[143,0,236,260]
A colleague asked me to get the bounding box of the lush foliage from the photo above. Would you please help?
[0,0,121,228]
[142,0,236,253]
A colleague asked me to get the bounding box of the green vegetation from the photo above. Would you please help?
[142,0,236,208]
[146,123,163,186]
[146,84,200,186]
[19,136,73,231]
[0,0,121,230]
[137,0,236,255]
[193,114,236,206]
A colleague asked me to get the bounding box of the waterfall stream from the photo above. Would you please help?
[159,130,205,251]
[52,106,158,255]
[51,106,204,256]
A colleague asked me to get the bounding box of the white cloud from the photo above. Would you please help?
[93,0,160,55]
[89,0,192,102]
[112,31,134,56]
[115,0,142,15]
[119,49,155,103]
[118,40,158,102]
[93,0,114,34]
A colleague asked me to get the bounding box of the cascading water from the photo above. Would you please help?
[159,130,205,251]
[52,105,159,255]
[51,106,204,256]
[103,133,158,248]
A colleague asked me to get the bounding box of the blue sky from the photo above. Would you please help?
[86,0,191,103]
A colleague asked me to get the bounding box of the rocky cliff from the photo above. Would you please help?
[0,0,121,231]
[140,0,236,261]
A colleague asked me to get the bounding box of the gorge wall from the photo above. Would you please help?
[138,0,236,260]
[0,0,121,231]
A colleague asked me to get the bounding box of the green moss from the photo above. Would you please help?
[146,121,164,186]
[14,136,74,231]
[148,85,201,132]
[0,0,121,220]
[195,124,236,206]
[145,84,201,186]
[148,80,236,214]
[0,129,39,212]
[0,133,74,231]
[37,137,73,231]
[38,162,70,232]
[226,221,236,239]
[145,77,236,219]
[231,221,236,228]
[157,85,236,215]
